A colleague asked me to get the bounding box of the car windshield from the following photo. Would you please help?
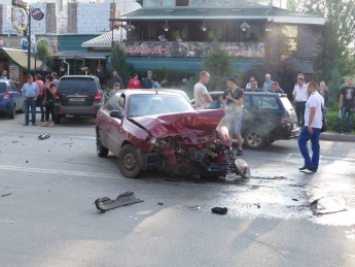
[128,94,194,117]
[0,83,7,93]
[57,79,98,94]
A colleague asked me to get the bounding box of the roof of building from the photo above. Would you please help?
[120,6,326,25]
[0,48,43,71]
[57,35,100,51]
[81,29,127,48]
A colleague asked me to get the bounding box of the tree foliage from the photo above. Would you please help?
[202,43,234,91]
[36,40,53,69]
[107,44,131,87]
[301,0,355,81]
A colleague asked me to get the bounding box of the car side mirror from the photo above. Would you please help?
[109,110,123,119]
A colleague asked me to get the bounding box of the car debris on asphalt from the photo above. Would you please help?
[1,193,11,197]
[211,207,228,215]
[95,191,143,212]
[38,134,50,140]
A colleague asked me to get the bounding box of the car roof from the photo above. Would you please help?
[209,90,288,97]
[59,75,98,80]
[120,89,189,98]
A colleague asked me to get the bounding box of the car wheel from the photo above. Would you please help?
[118,144,141,178]
[8,105,15,119]
[96,131,109,157]
[244,129,266,149]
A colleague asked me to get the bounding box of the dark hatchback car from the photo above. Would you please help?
[54,75,104,123]
[0,79,25,119]
[96,90,250,179]
[205,91,300,148]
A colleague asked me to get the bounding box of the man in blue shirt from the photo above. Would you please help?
[21,75,39,126]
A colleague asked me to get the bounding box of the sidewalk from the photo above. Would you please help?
[320,132,355,142]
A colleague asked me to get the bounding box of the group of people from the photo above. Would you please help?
[193,70,355,173]
[107,70,161,94]
[21,72,58,127]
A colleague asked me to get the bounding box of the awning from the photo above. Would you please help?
[0,47,43,71]
[126,57,256,73]
[81,29,127,48]
[53,50,110,59]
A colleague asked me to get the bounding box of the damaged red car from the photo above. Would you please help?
[96,90,249,179]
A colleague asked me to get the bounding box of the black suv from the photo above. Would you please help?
[54,75,104,123]
[206,91,299,148]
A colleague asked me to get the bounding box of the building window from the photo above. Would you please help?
[176,0,189,6]
[281,25,298,60]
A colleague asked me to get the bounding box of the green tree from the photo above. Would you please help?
[203,42,234,91]
[36,40,52,70]
[301,0,355,81]
[107,44,131,87]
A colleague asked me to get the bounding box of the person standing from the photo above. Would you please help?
[152,77,161,88]
[109,82,121,98]
[221,76,244,156]
[262,74,273,92]
[128,73,141,89]
[0,70,8,79]
[246,80,260,92]
[293,74,308,126]
[272,81,284,94]
[142,71,153,89]
[318,80,329,116]
[335,77,355,135]
[107,71,124,89]
[193,71,212,110]
[51,72,59,86]
[43,80,56,127]
[21,75,39,126]
[298,81,324,173]
[35,74,45,122]
[245,76,255,91]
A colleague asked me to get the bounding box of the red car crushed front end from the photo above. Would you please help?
[129,110,235,177]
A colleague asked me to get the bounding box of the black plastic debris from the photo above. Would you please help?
[211,207,228,215]
[158,202,164,205]
[1,193,11,197]
[95,191,143,212]
[292,198,299,201]
[38,134,50,140]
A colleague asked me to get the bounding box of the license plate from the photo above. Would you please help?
[69,98,85,102]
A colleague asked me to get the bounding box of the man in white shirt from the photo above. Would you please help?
[298,81,324,173]
[193,71,212,110]
[262,74,273,91]
[292,73,308,126]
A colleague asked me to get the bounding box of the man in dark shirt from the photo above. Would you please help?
[221,76,244,156]
[142,70,153,89]
[107,71,124,89]
[336,77,354,135]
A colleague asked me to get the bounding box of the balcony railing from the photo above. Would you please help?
[122,41,265,58]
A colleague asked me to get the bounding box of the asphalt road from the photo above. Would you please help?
[0,113,354,267]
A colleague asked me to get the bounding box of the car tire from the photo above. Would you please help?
[244,129,266,149]
[118,144,141,178]
[96,131,109,157]
[8,105,15,119]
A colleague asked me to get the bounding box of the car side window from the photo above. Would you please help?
[243,95,251,108]
[105,94,125,111]
[252,96,280,110]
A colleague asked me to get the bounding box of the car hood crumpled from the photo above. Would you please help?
[131,109,225,138]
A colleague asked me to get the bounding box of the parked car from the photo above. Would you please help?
[0,79,25,119]
[192,91,300,148]
[96,89,249,179]
[54,75,104,123]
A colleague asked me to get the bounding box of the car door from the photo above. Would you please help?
[10,82,22,111]
[249,94,282,134]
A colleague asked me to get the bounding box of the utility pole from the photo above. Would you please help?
[27,6,31,74]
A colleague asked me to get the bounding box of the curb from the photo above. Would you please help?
[320,132,355,142]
